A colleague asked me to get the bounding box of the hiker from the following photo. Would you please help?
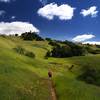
[48,70,52,78]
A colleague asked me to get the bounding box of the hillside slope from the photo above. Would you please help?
[0,36,52,100]
[0,36,100,100]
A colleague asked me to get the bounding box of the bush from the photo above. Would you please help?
[45,38,52,42]
[15,34,18,37]
[89,50,100,54]
[45,50,51,59]
[0,34,6,38]
[13,46,25,55]
[77,67,100,86]
[13,46,35,58]
[46,44,86,58]
[96,45,100,48]
[62,40,76,47]
[25,51,35,58]
[48,41,60,47]
[71,45,86,56]
[51,45,72,58]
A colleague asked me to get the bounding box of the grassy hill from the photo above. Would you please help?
[0,36,100,100]
[49,55,100,100]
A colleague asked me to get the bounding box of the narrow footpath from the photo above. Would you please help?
[49,79,57,100]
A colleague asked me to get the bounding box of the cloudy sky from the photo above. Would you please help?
[0,0,100,44]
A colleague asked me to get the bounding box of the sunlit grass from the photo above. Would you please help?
[0,36,100,100]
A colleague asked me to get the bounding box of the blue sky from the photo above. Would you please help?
[0,0,100,44]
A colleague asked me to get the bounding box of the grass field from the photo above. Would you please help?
[0,36,100,100]
[48,56,100,100]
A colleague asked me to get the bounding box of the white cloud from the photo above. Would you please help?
[0,0,15,3]
[37,3,75,20]
[39,0,47,6]
[0,10,6,16]
[72,34,95,42]
[83,41,100,45]
[80,6,98,17]
[0,0,10,2]
[0,21,39,35]
[11,16,16,19]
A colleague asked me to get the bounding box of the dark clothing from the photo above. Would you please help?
[48,71,52,78]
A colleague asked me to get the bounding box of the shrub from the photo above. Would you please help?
[45,50,51,59]
[25,51,35,58]
[45,38,52,42]
[89,50,100,54]
[48,41,60,47]
[0,34,6,38]
[46,44,86,58]
[77,67,100,86]
[51,45,72,58]
[71,45,86,56]
[13,46,25,55]
[47,40,87,58]
[96,45,100,48]
[15,34,18,37]
[13,46,35,58]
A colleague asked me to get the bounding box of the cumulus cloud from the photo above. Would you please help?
[39,0,47,6]
[0,10,6,16]
[37,3,75,20]
[0,21,39,35]
[0,0,15,3]
[72,34,95,42]
[83,41,100,45]
[80,6,98,17]
[0,0,10,2]
[0,0,9,2]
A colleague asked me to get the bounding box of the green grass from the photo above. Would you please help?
[0,36,100,100]
[0,36,51,100]
[54,75,100,100]
[48,56,100,100]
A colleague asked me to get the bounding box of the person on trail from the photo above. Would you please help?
[48,70,52,78]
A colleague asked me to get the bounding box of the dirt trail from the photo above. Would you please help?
[42,78,57,100]
[49,79,57,100]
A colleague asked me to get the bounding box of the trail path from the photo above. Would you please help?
[49,79,57,100]
[42,78,57,100]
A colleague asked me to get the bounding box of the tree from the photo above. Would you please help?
[51,45,72,58]
[71,45,86,56]
[49,45,86,58]
[45,38,52,42]
[48,41,60,47]
[45,50,51,59]
[15,34,18,37]
[21,32,44,41]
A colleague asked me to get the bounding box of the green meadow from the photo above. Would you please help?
[0,36,100,100]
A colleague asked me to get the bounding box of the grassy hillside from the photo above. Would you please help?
[48,55,100,100]
[0,36,100,100]
[0,36,52,100]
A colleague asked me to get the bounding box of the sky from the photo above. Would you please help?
[0,0,100,44]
